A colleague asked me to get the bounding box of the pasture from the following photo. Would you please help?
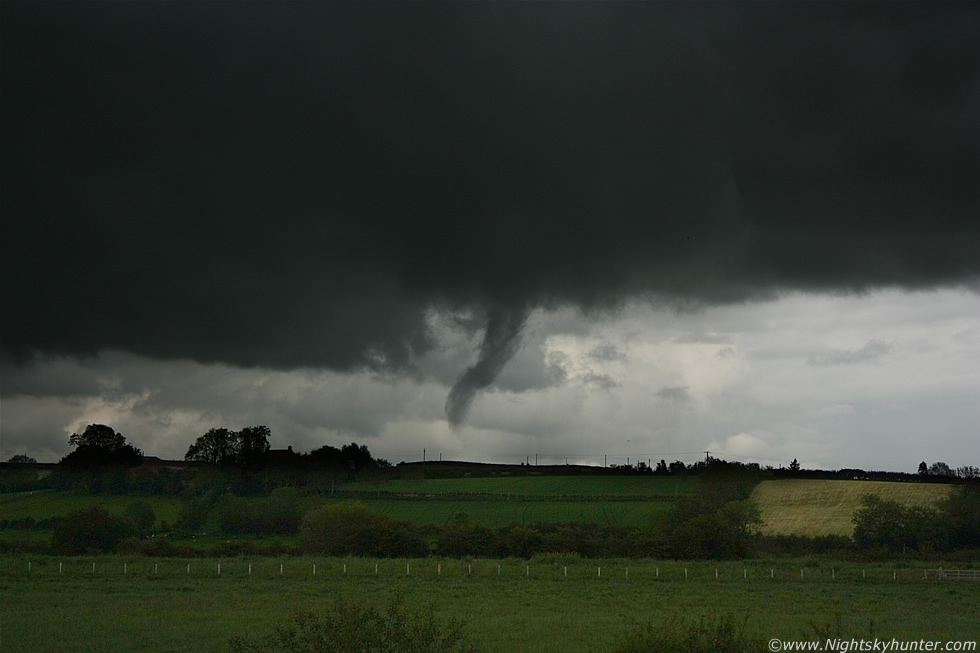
[344,474,701,499]
[0,489,183,529]
[752,479,954,537]
[1,555,978,653]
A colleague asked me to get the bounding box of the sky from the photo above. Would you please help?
[1,3,978,471]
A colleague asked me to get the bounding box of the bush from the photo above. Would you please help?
[613,614,760,653]
[50,507,133,554]
[229,597,480,653]
[123,500,156,535]
[299,503,427,557]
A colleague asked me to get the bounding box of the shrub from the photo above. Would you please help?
[50,507,133,554]
[299,503,426,557]
[123,500,157,535]
[229,597,480,653]
[613,614,760,653]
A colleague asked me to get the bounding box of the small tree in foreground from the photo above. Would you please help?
[229,597,480,653]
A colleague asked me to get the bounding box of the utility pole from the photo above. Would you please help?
[423,448,426,462]
[704,451,711,462]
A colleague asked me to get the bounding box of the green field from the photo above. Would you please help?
[1,555,977,653]
[344,475,701,498]
[348,497,667,528]
[751,479,953,537]
[0,489,183,529]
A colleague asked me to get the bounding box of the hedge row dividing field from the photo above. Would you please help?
[1,555,978,653]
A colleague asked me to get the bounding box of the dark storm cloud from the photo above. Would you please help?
[2,3,979,412]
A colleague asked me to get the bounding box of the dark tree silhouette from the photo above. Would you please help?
[185,427,236,463]
[6,454,36,463]
[185,425,270,465]
[918,461,928,475]
[60,424,142,467]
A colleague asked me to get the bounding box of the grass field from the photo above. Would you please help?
[751,480,954,537]
[347,497,669,528]
[0,490,183,529]
[345,475,701,498]
[1,554,977,653]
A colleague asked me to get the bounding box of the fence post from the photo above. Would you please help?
[684,568,688,580]
[598,567,601,578]
[249,564,252,576]
[59,562,62,574]
[217,563,220,577]
[564,566,567,578]
[715,568,719,579]
[280,563,283,576]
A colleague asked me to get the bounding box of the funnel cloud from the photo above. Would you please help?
[445,307,530,427]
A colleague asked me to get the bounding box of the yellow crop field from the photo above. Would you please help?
[750,479,953,537]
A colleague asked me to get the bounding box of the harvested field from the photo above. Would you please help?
[751,479,953,536]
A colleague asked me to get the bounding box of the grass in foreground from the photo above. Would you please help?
[1,555,977,653]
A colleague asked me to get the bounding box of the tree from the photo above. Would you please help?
[236,425,271,465]
[59,424,142,468]
[184,425,271,465]
[6,454,36,463]
[185,428,236,464]
[789,458,801,472]
[918,461,928,475]
[928,461,954,477]
[955,465,979,479]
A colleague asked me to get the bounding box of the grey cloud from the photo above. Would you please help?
[2,3,979,427]
[655,385,693,402]
[716,347,737,359]
[673,333,733,345]
[807,340,893,366]
[588,342,628,363]
[582,371,621,391]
